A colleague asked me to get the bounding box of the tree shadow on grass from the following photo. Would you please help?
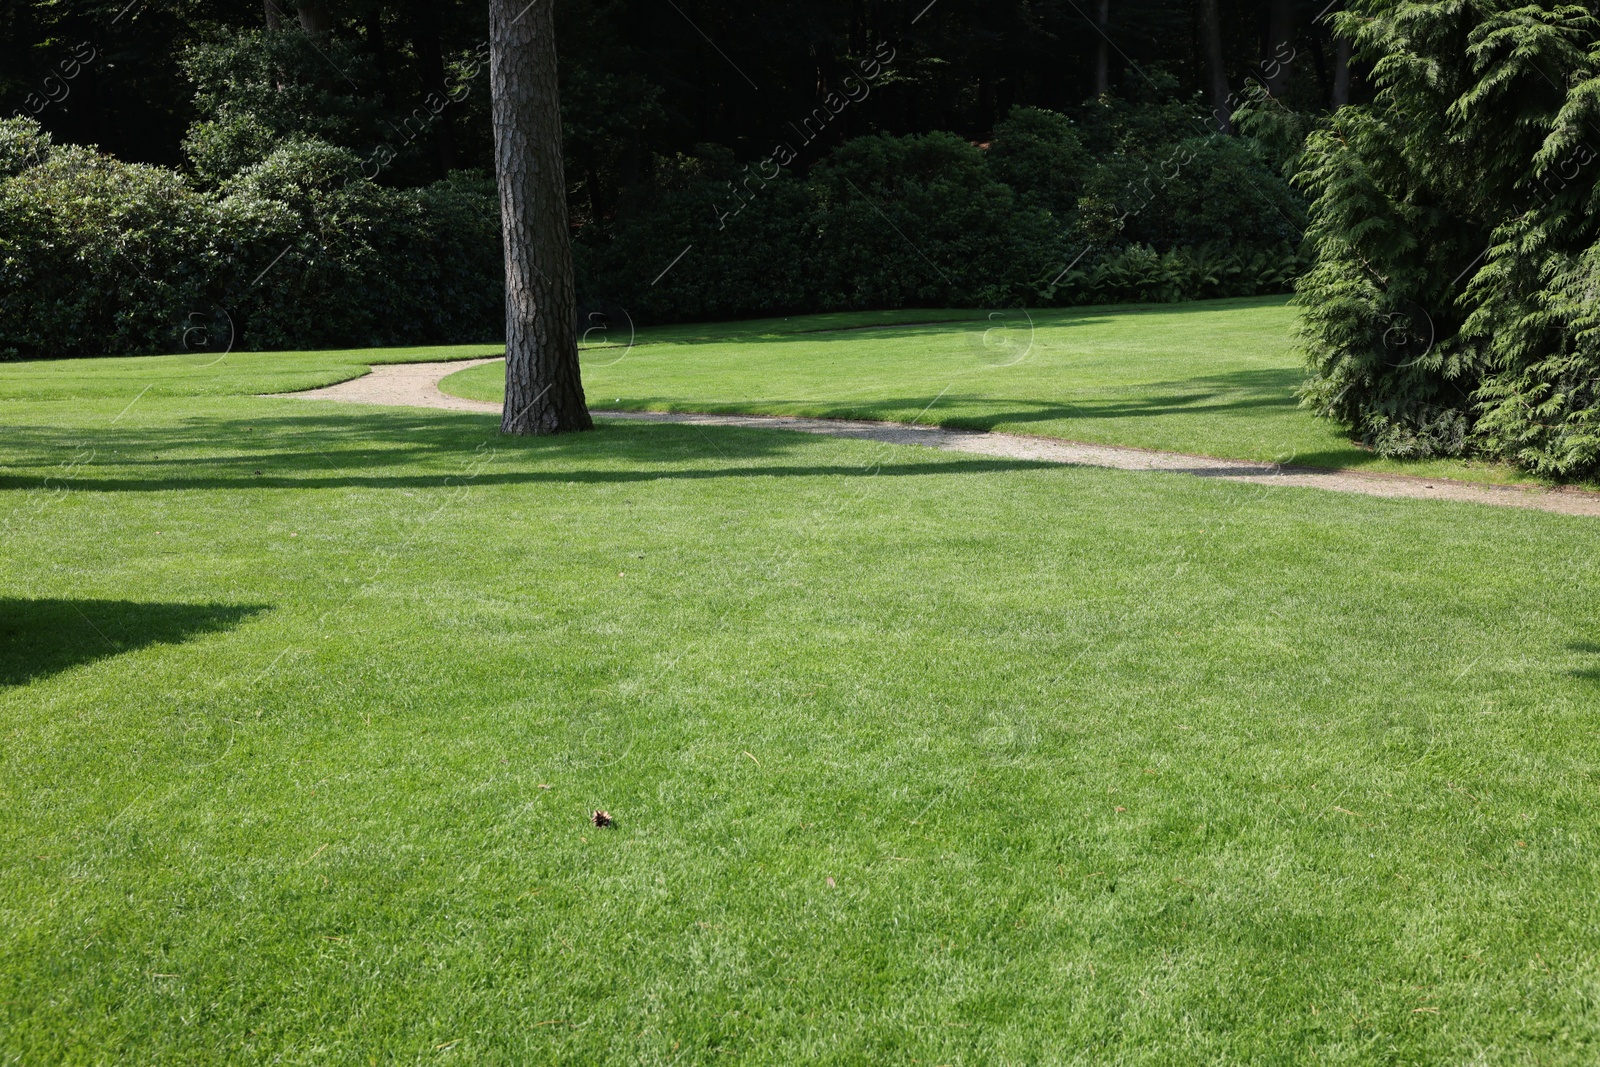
[1568,641,1600,682]
[604,368,1308,431]
[0,411,1060,492]
[0,599,267,687]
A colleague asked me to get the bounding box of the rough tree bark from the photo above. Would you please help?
[490,0,592,435]
[1199,0,1230,131]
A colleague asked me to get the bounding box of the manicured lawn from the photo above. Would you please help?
[441,297,1539,485]
[3,343,1599,1064]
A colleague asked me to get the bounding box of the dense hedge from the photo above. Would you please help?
[0,120,502,360]
[577,110,1305,324]
[2,102,1305,359]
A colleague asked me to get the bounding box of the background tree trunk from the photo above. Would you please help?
[296,2,331,35]
[1199,0,1229,131]
[1332,35,1352,107]
[1094,0,1110,95]
[1263,0,1295,97]
[264,0,282,31]
[490,0,592,435]
[411,8,458,176]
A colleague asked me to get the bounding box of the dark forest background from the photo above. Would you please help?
[2,0,1354,180]
[0,0,1344,359]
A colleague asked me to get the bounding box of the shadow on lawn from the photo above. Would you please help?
[624,295,1290,346]
[0,598,268,687]
[685,369,1302,432]
[0,410,1058,492]
[1568,641,1600,682]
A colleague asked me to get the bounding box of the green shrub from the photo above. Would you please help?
[1043,242,1305,306]
[0,119,502,359]
[3,102,1307,358]
[0,119,51,179]
[180,30,386,184]
[215,139,503,350]
[0,128,217,359]
[1295,0,1600,477]
[984,107,1090,217]
[809,131,1066,309]
[574,150,818,323]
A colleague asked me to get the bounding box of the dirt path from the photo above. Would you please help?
[277,360,1600,517]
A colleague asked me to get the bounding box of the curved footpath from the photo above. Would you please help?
[277,360,1600,517]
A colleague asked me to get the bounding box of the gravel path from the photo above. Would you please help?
[276,360,1600,517]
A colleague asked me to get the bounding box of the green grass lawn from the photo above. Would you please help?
[440,297,1539,486]
[3,336,1599,1064]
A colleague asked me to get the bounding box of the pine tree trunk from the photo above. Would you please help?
[1332,35,1352,108]
[413,16,458,176]
[490,0,592,435]
[1199,0,1229,131]
[1263,0,1295,97]
[296,2,331,35]
[1094,0,1110,95]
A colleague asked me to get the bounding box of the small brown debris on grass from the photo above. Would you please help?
[1332,806,1360,816]
[742,750,760,766]
[591,810,614,828]
[536,783,552,790]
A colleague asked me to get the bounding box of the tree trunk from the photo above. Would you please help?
[1199,0,1229,131]
[364,8,393,108]
[976,71,994,133]
[1332,35,1352,108]
[412,13,458,176]
[1263,0,1295,97]
[296,2,331,35]
[1093,0,1110,96]
[264,0,282,31]
[490,0,592,435]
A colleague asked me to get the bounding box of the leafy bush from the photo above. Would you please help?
[1295,0,1600,477]
[984,107,1090,217]
[0,119,51,178]
[180,30,386,185]
[0,139,217,359]
[0,119,502,359]
[582,122,1299,321]
[1044,242,1306,306]
[808,131,1065,308]
[1119,135,1305,251]
[573,149,818,323]
[4,97,1308,359]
